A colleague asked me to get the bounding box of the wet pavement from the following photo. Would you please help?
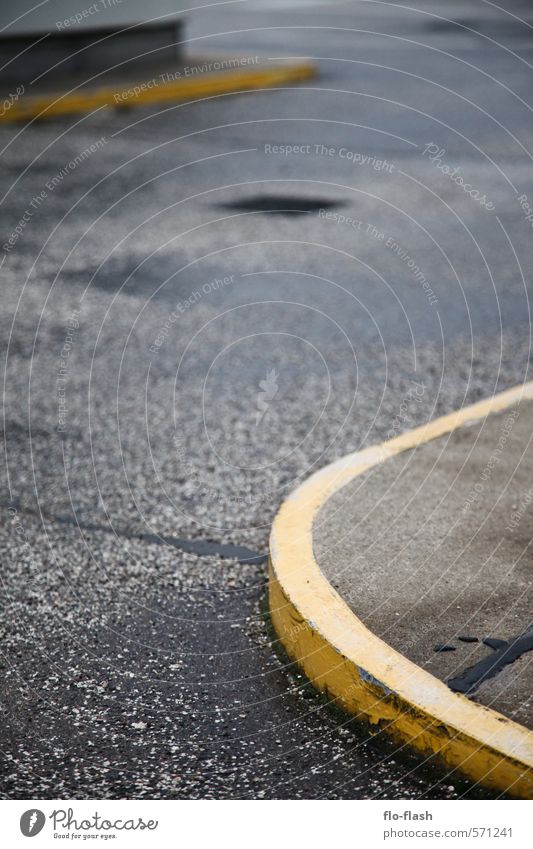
[1,0,532,798]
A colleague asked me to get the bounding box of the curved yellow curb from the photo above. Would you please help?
[1,60,315,122]
[269,381,533,798]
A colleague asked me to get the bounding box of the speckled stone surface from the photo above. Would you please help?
[314,400,533,728]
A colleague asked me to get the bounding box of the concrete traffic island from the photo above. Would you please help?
[269,382,533,797]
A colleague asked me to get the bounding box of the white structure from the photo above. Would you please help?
[0,1,189,83]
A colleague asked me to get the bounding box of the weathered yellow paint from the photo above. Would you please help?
[269,381,533,798]
[0,61,315,122]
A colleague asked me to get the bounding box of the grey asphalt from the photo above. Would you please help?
[1,0,532,799]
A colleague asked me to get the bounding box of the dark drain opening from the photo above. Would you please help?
[215,195,346,215]
[139,533,267,564]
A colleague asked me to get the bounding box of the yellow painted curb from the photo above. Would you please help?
[1,61,315,122]
[269,381,533,798]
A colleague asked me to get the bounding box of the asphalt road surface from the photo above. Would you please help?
[1,0,532,798]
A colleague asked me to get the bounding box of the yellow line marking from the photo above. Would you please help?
[1,62,315,122]
[269,381,533,797]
